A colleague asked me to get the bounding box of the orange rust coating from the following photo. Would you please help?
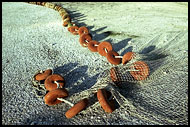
[122,52,135,64]
[106,51,121,65]
[44,88,68,106]
[35,69,52,81]
[97,41,113,56]
[65,98,88,119]
[68,26,79,35]
[44,74,65,91]
[87,40,100,52]
[78,26,89,36]
[79,34,92,47]
[130,61,149,81]
[97,89,115,113]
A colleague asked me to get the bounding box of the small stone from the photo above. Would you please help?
[184,50,188,53]
[82,77,85,80]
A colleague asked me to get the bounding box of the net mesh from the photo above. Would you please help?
[65,50,188,125]
[29,28,188,125]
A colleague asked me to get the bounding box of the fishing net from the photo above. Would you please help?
[28,2,188,124]
[31,37,188,125]
[65,48,188,125]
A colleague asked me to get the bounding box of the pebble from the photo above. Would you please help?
[128,41,132,44]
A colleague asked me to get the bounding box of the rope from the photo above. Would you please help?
[31,71,47,98]
[57,98,74,107]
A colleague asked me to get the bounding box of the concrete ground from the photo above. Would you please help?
[2,2,188,125]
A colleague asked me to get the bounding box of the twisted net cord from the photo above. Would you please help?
[31,71,47,98]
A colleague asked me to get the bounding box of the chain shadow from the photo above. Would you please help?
[53,62,101,95]
[67,10,87,27]
[62,9,113,42]
[112,38,133,53]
